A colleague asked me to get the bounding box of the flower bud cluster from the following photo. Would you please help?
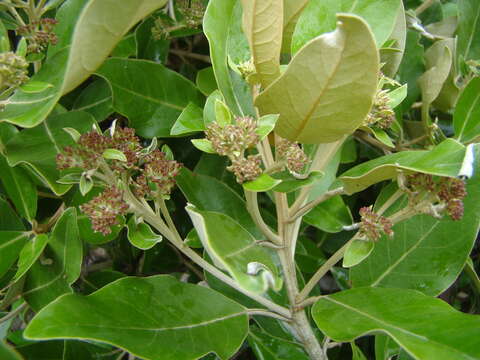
[206,116,262,183]
[17,18,58,53]
[365,89,395,129]
[405,173,467,221]
[358,206,394,242]
[80,186,129,235]
[177,0,205,28]
[276,138,309,173]
[0,52,29,90]
[133,150,182,199]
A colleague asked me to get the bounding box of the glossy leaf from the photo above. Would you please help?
[241,0,282,87]
[272,171,324,193]
[187,205,282,294]
[340,139,466,194]
[1,0,167,128]
[304,195,353,234]
[343,239,375,268]
[312,287,480,360]
[96,58,204,138]
[457,0,480,62]
[292,0,401,53]
[25,275,249,360]
[454,77,480,143]
[170,102,205,136]
[0,155,37,221]
[4,111,96,195]
[13,234,49,282]
[127,217,162,250]
[350,145,480,295]
[248,328,309,360]
[243,174,282,192]
[72,78,113,122]
[0,232,29,278]
[256,14,379,144]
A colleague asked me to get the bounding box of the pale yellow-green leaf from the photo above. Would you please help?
[255,14,379,144]
[62,0,168,94]
[241,0,283,88]
[380,2,406,77]
[282,0,309,52]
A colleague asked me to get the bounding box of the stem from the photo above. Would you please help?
[289,187,345,221]
[248,309,292,322]
[297,239,353,302]
[0,302,27,324]
[245,190,281,245]
[415,0,436,15]
[170,49,211,63]
[376,189,403,216]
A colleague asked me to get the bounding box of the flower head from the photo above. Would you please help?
[358,206,394,242]
[365,89,395,129]
[0,52,29,90]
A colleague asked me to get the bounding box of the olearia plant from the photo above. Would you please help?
[0,0,479,360]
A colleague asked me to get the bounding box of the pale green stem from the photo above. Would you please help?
[376,189,404,216]
[289,187,346,221]
[245,190,281,245]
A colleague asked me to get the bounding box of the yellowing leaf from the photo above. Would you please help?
[255,14,379,144]
[241,0,283,87]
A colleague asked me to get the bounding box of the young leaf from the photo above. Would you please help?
[96,58,204,138]
[102,149,127,162]
[271,171,324,193]
[303,195,353,233]
[256,114,279,140]
[196,67,217,96]
[312,287,480,360]
[343,239,375,268]
[79,174,94,196]
[256,14,379,144]
[241,0,283,87]
[340,139,466,194]
[454,77,480,143]
[127,217,162,250]
[13,234,49,282]
[1,0,168,128]
[187,205,282,294]
[243,174,282,192]
[25,276,249,360]
[215,99,232,126]
[170,102,205,136]
[191,139,216,154]
[350,145,480,296]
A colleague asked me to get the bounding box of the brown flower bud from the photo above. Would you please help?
[358,206,394,242]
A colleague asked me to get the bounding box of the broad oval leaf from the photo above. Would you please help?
[187,205,282,294]
[303,195,353,233]
[350,144,480,295]
[340,139,466,194]
[25,275,249,360]
[1,0,167,128]
[96,58,204,138]
[256,14,379,144]
[343,239,375,268]
[72,78,113,122]
[126,217,162,250]
[241,0,283,87]
[4,111,96,195]
[243,174,282,192]
[454,77,480,143]
[312,287,480,360]
[170,102,205,136]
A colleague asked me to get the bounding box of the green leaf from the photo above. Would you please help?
[387,84,408,108]
[312,287,480,360]
[203,90,224,127]
[127,217,162,250]
[72,78,113,122]
[0,232,29,278]
[351,342,368,360]
[187,205,282,294]
[350,145,480,295]
[13,234,49,282]
[0,155,37,221]
[1,0,168,128]
[215,99,232,126]
[282,0,309,52]
[16,340,115,360]
[170,102,205,136]
[360,126,395,148]
[25,275,249,360]
[256,114,279,140]
[457,0,480,62]
[185,228,203,249]
[243,174,282,192]
[19,81,53,93]
[24,208,81,310]
[380,2,406,77]
[79,174,94,196]
[271,171,324,193]
[0,196,24,231]
[176,168,263,238]
[4,111,96,195]
[196,67,218,96]
[343,239,375,268]
[102,149,127,162]
[191,139,216,154]
[0,341,22,360]
[248,328,309,360]
[203,0,252,116]
[340,139,466,194]
[303,195,353,233]
[256,14,379,144]
[111,33,137,58]
[62,127,81,142]
[135,16,170,63]
[291,0,401,53]
[96,58,204,138]
[454,77,480,143]
[241,0,283,87]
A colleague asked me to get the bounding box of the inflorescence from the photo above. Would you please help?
[0,52,29,90]
[17,18,58,53]
[358,206,394,242]
[57,126,182,234]
[365,89,395,130]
